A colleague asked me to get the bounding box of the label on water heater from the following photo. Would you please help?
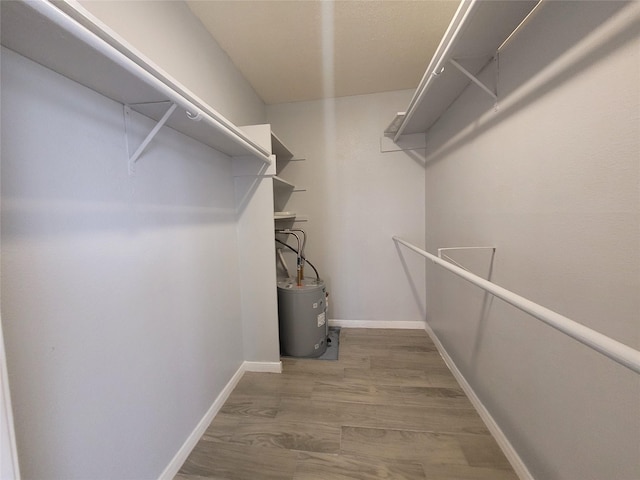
[317,312,326,327]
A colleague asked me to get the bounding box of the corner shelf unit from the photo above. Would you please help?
[0,0,271,164]
[271,133,306,224]
[390,0,539,140]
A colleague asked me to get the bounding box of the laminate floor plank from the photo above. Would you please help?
[457,433,514,469]
[179,439,296,480]
[231,372,314,399]
[400,385,476,409]
[423,367,466,388]
[218,396,280,419]
[341,335,436,347]
[340,426,469,465]
[421,464,520,480]
[174,474,215,480]
[275,398,379,428]
[201,413,241,443]
[176,328,518,479]
[280,359,346,378]
[369,352,450,371]
[344,366,462,390]
[373,404,490,435]
[222,416,342,454]
[310,379,407,406]
[293,452,426,480]
[343,367,432,387]
[341,343,438,354]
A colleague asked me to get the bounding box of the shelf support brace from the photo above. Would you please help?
[124,102,178,174]
[437,246,496,274]
[448,59,497,101]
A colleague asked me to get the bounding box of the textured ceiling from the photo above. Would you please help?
[187,1,458,105]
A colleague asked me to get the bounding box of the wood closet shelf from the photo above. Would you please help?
[271,132,307,223]
[392,0,539,138]
[0,0,271,163]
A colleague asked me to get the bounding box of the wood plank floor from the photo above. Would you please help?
[175,328,519,480]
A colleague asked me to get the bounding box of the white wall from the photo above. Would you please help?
[0,46,246,479]
[1,0,275,476]
[78,0,267,126]
[0,316,20,479]
[267,91,426,325]
[422,2,639,479]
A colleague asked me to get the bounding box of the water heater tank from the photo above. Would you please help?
[277,278,327,357]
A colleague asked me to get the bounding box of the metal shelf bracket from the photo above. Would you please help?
[448,58,497,102]
[124,101,178,174]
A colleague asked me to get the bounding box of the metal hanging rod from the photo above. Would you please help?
[393,236,640,375]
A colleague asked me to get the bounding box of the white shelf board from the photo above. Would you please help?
[273,176,296,190]
[274,212,296,220]
[396,0,539,137]
[0,0,271,162]
[271,132,294,161]
[273,213,308,222]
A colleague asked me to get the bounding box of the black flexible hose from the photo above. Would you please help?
[275,238,320,280]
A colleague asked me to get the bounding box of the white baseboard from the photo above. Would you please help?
[329,319,426,330]
[243,360,282,373]
[422,322,534,480]
[159,359,279,480]
[158,360,282,479]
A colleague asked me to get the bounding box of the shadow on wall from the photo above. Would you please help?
[234,163,272,216]
[423,1,638,167]
[404,148,427,169]
[381,133,428,169]
[393,242,427,320]
[409,243,498,370]
[0,48,266,240]
[461,249,497,373]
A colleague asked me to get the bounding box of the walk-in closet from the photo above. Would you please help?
[1,1,638,479]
